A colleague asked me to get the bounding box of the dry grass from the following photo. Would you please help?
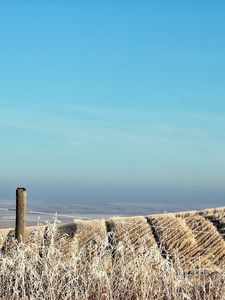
[107,216,157,255]
[201,208,225,240]
[1,208,225,299]
[183,215,225,268]
[147,215,213,270]
[0,228,10,249]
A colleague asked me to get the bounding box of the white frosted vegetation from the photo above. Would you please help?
[1,211,225,299]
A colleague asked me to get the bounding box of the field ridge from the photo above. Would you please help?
[1,206,225,271]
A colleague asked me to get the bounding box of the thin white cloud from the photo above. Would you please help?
[1,106,225,147]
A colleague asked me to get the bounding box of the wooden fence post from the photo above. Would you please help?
[15,187,27,243]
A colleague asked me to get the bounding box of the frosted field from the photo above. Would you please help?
[1,207,225,299]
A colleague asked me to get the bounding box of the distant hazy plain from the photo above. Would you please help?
[1,186,225,228]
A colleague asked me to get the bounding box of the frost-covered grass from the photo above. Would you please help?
[1,219,225,300]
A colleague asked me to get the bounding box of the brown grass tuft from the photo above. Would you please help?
[183,214,225,268]
[147,214,213,270]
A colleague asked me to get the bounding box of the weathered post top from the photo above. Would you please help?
[15,187,27,243]
[16,187,26,193]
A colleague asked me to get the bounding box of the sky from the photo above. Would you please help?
[0,1,225,207]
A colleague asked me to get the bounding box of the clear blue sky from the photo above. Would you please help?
[0,1,225,205]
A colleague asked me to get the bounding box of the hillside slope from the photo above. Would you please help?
[1,206,225,271]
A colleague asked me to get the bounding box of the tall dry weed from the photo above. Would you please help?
[1,219,225,299]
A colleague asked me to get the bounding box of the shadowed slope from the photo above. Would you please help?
[202,207,225,240]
